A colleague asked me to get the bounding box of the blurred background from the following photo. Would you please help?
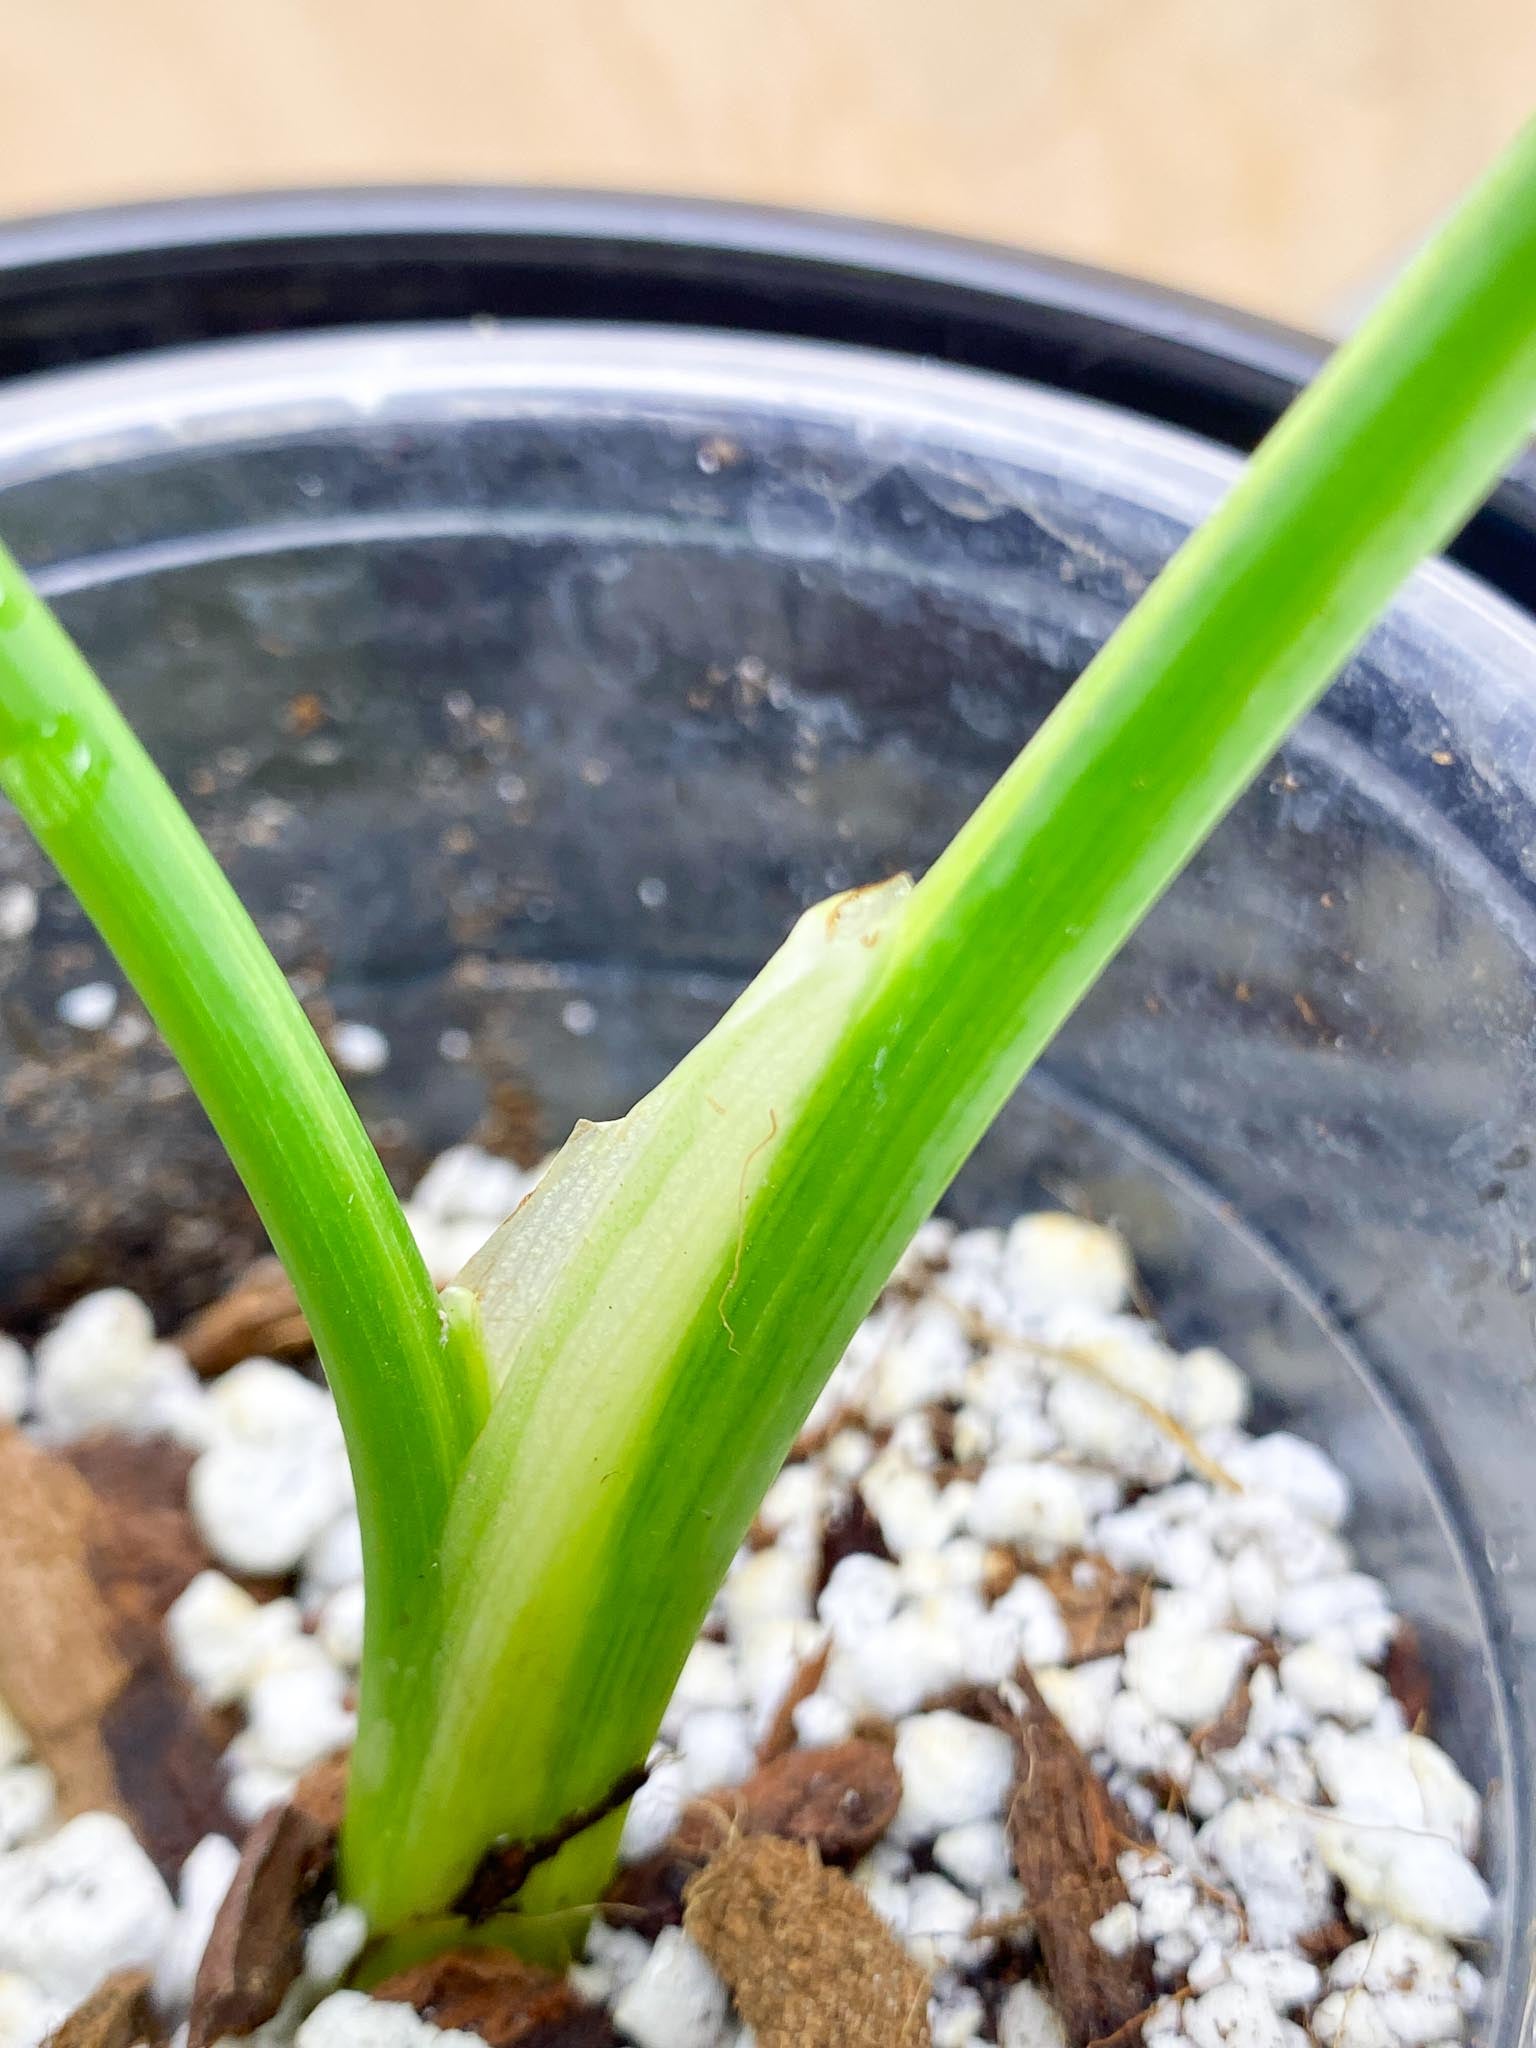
[9,0,1536,331]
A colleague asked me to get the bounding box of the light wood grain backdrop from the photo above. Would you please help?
[9,0,1536,326]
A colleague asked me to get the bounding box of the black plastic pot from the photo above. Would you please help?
[0,187,1530,609]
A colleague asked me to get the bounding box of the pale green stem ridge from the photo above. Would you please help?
[343,877,913,1924]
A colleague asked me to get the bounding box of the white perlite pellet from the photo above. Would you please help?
[154,1833,241,2012]
[610,1928,730,2048]
[32,1290,204,1446]
[891,1712,1015,1843]
[191,1360,354,1575]
[0,1813,175,2005]
[166,1573,304,1708]
[297,1991,479,2048]
[330,1022,390,1076]
[932,1818,1012,1894]
[0,1172,1493,2048]
[402,1144,544,1287]
[56,983,117,1032]
[997,1979,1070,2048]
[229,1657,356,1778]
[1198,1797,1335,1949]
[967,1460,1088,1553]
[303,1904,371,1997]
[0,1336,28,1424]
[1001,1214,1134,1319]
[0,883,38,942]
[1124,1619,1257,1731]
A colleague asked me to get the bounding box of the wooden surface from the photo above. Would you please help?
[8,0,1536,326]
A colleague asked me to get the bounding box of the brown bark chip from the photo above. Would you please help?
[973,1675,1156,2048]
[188,1764,343,2048]
[685,1834,931,2048]
[1038,1555,1153,1665]
[0,1426,128,1814]
[755,1642,831,1764]
[374,1949,621,2048]
[63,1433,208,1658]
[677,1740,901,1866]
[42,1971,159,2048]
[98,1665,236,1885]
[62,1430,198,1521]
[291,1752,349,1834]
[604,1846,700,1938]
[176,1257,310,1376]
[0,1427,243,1867]
[817,1490,892,1590]
[1383,1624,1434,1734]
[606,1739,901,1937]
[1297,1914,1358,1969]
[982,1547,1023,1602]
[62,1433,239,1878]
[0,1375,289,1848]
[1193,1679,1252,1758]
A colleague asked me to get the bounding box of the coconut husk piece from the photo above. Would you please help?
[685,1834,931,2048]
[187,1758,347,2048]
[176,1257,310,1377]
[41,1970,160,2048]
[373,1947,620,2047]
[957,1675,1156,2048]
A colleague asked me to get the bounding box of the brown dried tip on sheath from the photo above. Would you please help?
[685,1834,931,2048]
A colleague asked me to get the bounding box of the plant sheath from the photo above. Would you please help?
[348,117,1536,1936]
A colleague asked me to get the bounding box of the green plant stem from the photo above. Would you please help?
[0,562,481,1727]
[352,118,1536,1938]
